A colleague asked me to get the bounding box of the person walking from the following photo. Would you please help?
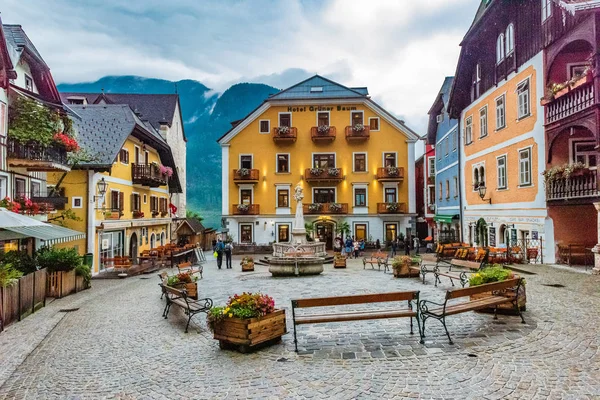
[215,238,225,269]
[224,241,233,269]
[413,236,421,255]
[353,239,360,259]
[345,237,353,257]
[404,235,411,256]
[391,238,398,257]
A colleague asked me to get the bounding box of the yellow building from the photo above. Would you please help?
[218,75,419,249]
[48,104,182,274]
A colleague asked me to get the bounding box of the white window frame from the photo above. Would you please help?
[445,180,450,199]
[383,185,398,203]
[239,223,254,244]
[24,74,33,91]
[353,185,368,207]
[120,148,129,165]
[496,33,505,64]
[542,0,552,22]
[278,112,292,128]
[495,94,506,130]
[276,187,290,208]
[71,196,83,209]
[518,147,532,187]
[143,194,147,204]
[428,156,435,177]
[316,111,330,126]
[382,152,398,168]
[312,152,337,168]
[368,117,380,132]
[472,162,486,192]
[0,101,6,137]
[506,24,515,55]
[134,145,140,165]
[0,175,7,199]
[453,176,458,198]
[479,106,488,138]
[258,119,270,134]
[238,185,254,205]
[497,154,507,190]
[239,154,253,169]
[517,78,531,120]
[465,116,473,145]
[352,152,368,173]
[312,187,337,203]
[275,153,290,174]
[570,139,598,169]
[350,110,364,126]
[275,223,291,243]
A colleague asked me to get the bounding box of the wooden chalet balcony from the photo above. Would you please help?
[31,195,68,211]
[376,167,405,182]
[345,126,370,141]
[132,164,167,187]
[272,127,297,143]
[232,169,260,184]
[546,171,600,203]
[310,126,336,142]
[304,168,343,184]
[377,202,406,214]
[303,203,348,215]
[7,139,70,172]
[545,79,596,125]
[232,204,260,215]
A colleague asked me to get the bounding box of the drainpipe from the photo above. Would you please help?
[457,117,463,243]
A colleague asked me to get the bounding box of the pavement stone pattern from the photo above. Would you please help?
[0,256,599,399]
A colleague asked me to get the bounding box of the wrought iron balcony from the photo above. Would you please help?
[303,203,348,215]
[232,204,260,215]
[232,169,260,184]
[7,138,70,172]
[376,167,405,182]
[132,164,167,187]
[377,202,406,214]
[345,126,370,141]
[311,126,336,142]
[31,195,68,211]
[272,127,298,143]
[304,168,343,183]
[546,170,600,202]
[544,79,596,125]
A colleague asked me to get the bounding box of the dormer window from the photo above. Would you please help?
[24,75,33,92]
[542,0,552,22]
[505,24,515,55]
[67,96,86,105]
[310,86,323,93]
[496,34,505,64]
[471,64,482,101]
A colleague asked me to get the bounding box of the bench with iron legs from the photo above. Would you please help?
[419,277,525,344]
[290,291,421,352]
[159,283,213,333]
[176,261,203,279]
[363,251,388,271]
[408,260,440,284]
[434,250,489,288]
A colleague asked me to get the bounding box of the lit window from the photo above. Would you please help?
[276,154,289,173]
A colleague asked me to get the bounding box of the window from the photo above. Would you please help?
[519,148,532,186]
[240,224,253,244]
[277,225,290,242]
[67,97,84,105]
[496,33,505,64]
[351,111,364,126]
[314,188,335,203]
[497,156,507,189]
[354,188,366,207]
[453,176,458,198]
[134,147,140,165]
[317,112,329,126]
[276,154,289,173]
[159,198,168,214]
[310,86,323,93]
[240,189,252,205]
[144,151,149,165]
[445,180,450,199]
[240,155,253,169]
[111,190,123,212]
[354,224,367,241]
[354,153,367,172]
[0,102,6,136]
[259,120,270,134]
[385,188,397,203]
[313,153,335,168]
[471,64,481,100]
[574,141,597,168]
[383,153,396,168]
[131,193,141,212]
[14,178,26,198]
[473,165,485,190]
[445,138,449,157]
[569,64,588,79]
[279,113,291,127]
[517,79,530,119]
[428,186,435,206]
[369,117,380,131]
[72,197,83,208]
[452,131,457,151]
[506,24,515,55]
[24,75,33,91]
[119,149,129,164]
[479,106,488,138]
[277,189,289,207]
[31,181,41,197]
[428,157,435,177]
[150,196,158,213]
[496,95,506,130]
[465,116,473,145]
[143,194,147,204]
[385,224,397,242]
[542,0,552,22]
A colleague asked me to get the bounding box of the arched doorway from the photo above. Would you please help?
[314,220,336,250]
[150,233,156,249]
[160,232,165,246]
[129,233,138,264]
[475,218,488,247]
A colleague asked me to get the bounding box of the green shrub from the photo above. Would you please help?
[75,263,91,286]
[469,266,513,287]
[0,251,38,275]
[36,247,83,272]
[0,262,23,288]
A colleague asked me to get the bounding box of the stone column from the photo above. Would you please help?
[592,202,600,274]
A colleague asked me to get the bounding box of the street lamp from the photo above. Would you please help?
[94,178,108,202]
[477,184,491,204]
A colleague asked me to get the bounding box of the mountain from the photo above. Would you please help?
[57,76,279,229]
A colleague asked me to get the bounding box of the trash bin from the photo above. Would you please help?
[83,253,93,268]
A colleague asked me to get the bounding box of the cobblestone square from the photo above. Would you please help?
[0,257,599,399]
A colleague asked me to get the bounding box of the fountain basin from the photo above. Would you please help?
[268,257,324,277]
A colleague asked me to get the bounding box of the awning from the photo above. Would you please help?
[434,214,460,224]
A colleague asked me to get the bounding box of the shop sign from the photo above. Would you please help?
[287,105,358,112]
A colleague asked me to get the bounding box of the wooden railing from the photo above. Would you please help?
[303,203,348,215]
[31,195,68,211]
[304,168,343,183]
[377,202,407,214]
[232,204,260,215]
[7,139,69,171]
[310,126,337,142]
[345,126,370,140]
[232,169,260,182]
[132,164,167,187]
[546,171,599,201]
[0,269,47,331]
[272,127,298,142]
[546,81,595,124]
[376,167,405,181]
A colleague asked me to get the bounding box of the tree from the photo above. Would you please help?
[336,220,351,240]
[186,210,204,223]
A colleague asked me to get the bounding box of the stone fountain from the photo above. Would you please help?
[269,182,325,276]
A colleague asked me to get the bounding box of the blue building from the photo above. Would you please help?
[427,77,461,243]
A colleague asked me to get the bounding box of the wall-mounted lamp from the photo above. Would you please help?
[94,178,108,202]
[264,221,267,230]
[476,185,492,204]
[300,175,304,181]
[343,175,347,180]
[263,175,267,182]
[270,220,275,226]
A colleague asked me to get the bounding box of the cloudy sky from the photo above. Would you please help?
[1,0,479,135]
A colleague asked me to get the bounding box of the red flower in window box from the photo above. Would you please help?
[133,210,144,218]
[53,132,80,152]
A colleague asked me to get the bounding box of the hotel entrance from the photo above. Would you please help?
[314,221,335,250]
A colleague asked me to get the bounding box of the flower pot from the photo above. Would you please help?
[172,282,198,299]
[393,262,411,278]
[213,309,287,353]
[334,258,346,268]
[241,262,254,272]
[470,285,526,315]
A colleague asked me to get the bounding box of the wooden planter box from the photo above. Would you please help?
[241,262,255,272]
[393,262,418,278]
[213,309,287,353]
[172,282,197,299]
[334,258,346,268]
[470,285,527,315]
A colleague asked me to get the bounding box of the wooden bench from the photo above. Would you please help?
[159,283,213,333]
[290,291,420,352]
[409,259,438,284]
[434,257,487,288]
[419,278,525,344]
[363,251,388,271]
[176,261,203,279]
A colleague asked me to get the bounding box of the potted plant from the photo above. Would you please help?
[237,204,250,213]
[308,203,323,212]
[207,292,286,353]
[317,125,330,134]
[352,123,365,133]
[241,256,254,271]
[333,253,346,268]
[392,256,413,277]
[329,203,343,213]
[468,266,526,314]
[277,126,290,135]
[238,168,251,177]
[166,272,199,299]
[386,166,399,176]
[310,167,323,176]
[328,167,340,177]
[133,210,144,218]
[386,203,400,212]
[38,247,86,298]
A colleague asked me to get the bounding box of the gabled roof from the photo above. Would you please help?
[268,75,368,101]
[59,92,185,140]
[2,24,46,68]
[177,218,205,234]
[426,77,455,145]
[0,18,16,88]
